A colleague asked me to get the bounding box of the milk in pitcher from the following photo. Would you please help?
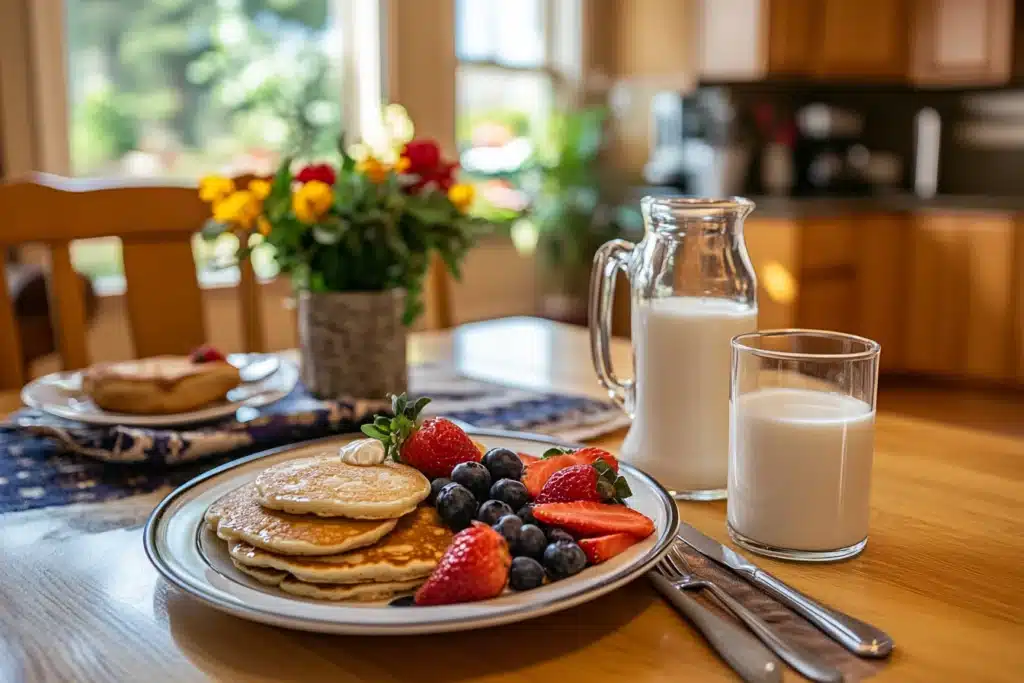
[620,296,757,498]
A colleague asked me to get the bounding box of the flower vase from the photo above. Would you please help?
[297,289,408,399]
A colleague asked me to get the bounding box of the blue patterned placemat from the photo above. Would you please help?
[0,364,629,514]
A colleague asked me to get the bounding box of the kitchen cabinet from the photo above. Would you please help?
[813,0,911,80]
[911,0,1014,85]
[744,219,800,329]
[766,0,816,75]
[697,0,768,80]
[856,215,908,371]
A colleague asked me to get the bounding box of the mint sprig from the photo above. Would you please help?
[361,393,431,461]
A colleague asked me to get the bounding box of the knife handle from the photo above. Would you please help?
[753,571,894,658]
[650,573,782,683]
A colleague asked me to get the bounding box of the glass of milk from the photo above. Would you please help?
[590,197,758,500]
[728,330,881,562]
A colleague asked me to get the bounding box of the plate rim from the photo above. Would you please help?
[143,428,680,635]
[20,360,298,427]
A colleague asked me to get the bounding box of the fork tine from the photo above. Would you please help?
[664,544,690,578]
[656,556,680,580]
[670,544,693,570]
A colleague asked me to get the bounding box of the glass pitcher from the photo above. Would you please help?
[589,197,757,500]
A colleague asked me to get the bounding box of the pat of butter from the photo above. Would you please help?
[339,438,387,466]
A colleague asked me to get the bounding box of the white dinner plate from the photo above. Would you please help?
[21,360,299,427]
[144,430,679,635]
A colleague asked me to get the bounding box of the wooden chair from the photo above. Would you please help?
[0,173,265,391]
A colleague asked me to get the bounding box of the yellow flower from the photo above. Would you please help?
[257,216,272,236]
[394,156,411,173]
[199,175,235,203]
[448,183,475,212]
[356,155,390,184]
[292,180,334,224]
[248,179,271,200]
[213,190,260,229]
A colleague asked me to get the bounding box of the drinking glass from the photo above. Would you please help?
[728,330,881,562]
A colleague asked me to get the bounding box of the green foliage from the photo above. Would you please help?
[520,107,641,280]
[71,89,139,172]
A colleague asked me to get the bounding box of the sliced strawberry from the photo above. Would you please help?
[517,452,540,465]
[532,501,655,539]
[535,460,631,504]
[522,447,620,498]
[189,344,226,363]
[579,533,639,564]
[414,522,512,606]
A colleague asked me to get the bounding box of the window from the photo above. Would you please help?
[454,0,558,218]
[58,0,346,288]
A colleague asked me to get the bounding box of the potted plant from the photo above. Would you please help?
[199,107,481,398]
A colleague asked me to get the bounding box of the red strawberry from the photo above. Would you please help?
[579,533,639,564]
[532,502,655,539]
[414,522,511,605]
[522,447,620,498]
[517,452,540,465]
[189,344,226,363]
[362,394,480,479]
[534,460,632,504]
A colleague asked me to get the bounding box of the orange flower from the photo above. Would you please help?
[447,183,475,212]
[395,156,412,173]
[356,155,390,184]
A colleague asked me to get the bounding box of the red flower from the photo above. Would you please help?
[295,163,337,186]
[401,139,458,194]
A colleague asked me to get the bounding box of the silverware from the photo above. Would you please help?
[662,545,844,683]
[650,561,782,683]
[677,523,894,658]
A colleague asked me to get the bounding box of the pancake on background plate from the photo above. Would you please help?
[205,484,398,556]
[228,506,452,584]
[82,356,240,414]
[255,455,430,519]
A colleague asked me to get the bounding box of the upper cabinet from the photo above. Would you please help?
[910,0,1014,85]
[812,0,911,79]
[697,0,1015,85]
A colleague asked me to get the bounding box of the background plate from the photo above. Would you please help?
[145,429,679,635]
[21,361,299,427]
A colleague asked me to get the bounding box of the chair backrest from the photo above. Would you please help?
[0,173,265,390]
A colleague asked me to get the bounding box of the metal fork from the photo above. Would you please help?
[662,545,845,683]
[651,559,782,683]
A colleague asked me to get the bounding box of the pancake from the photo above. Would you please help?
[228,506,452,584]
[83,356,241,414]
[255,455,430,519]
[278,575,423,602]
[231,559,287,586]
[205,483,398,556]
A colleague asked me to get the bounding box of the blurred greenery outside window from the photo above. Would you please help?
[65,0,343,293]
[455,0,554,229]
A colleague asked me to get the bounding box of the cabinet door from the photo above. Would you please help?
[814,0,910,79]
[767,0,816,75]
[699,0,768,80]
[910,0,1013,85]
[857,215,909,372]
[744,219,800,329]
[962,215,1015,380]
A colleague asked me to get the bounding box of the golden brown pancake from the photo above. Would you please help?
[82,356,240,414]
[228,506,452,584]
[278,576,422,601]
[205,483,398,556]
[254,455,430,519]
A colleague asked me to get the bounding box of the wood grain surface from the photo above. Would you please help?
[1,318,1023,683]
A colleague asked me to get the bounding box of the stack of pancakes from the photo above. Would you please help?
[204,454,451,601]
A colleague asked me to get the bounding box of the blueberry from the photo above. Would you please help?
[435,482,478,531]
[516,524,547,559]
[428,477,452,505]
[492,514,523,549]
[451,461,491,501]
[508,556,545,591]
[477,499,513,526]
[517,504,539,526]
[482,447,524,481]
[489,479,530,510]
[543,542,587,580]
[547,528,575,545]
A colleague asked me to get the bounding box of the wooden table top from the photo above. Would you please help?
[1,317,1022,683]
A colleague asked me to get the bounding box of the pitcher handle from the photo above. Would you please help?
[589,239,635,414]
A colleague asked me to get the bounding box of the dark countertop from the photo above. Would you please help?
[746,194,1024,220]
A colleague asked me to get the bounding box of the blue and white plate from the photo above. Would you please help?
[144,430,679,635]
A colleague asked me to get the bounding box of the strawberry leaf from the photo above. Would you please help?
[594,457,632,502]
[360,424,385,439]
[542,447,574,459]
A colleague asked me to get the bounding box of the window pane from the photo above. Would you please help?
[65,0,343,179]
[456,0,545,67]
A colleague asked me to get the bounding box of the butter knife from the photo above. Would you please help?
[677,523,894,658]
[650,571,782,683]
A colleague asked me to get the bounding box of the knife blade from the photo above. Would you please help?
[677,522,894,658]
